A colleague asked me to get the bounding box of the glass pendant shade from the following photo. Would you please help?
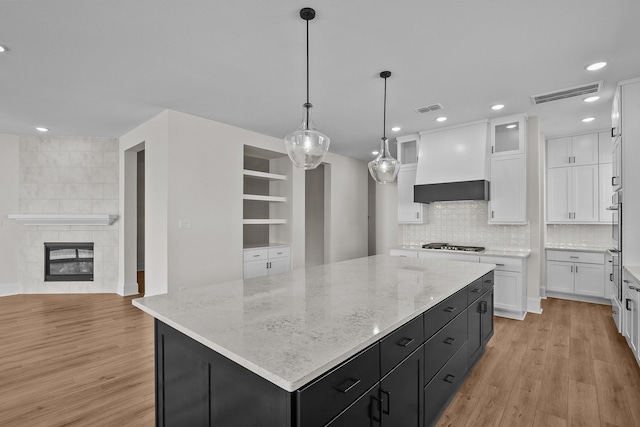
[284,103,330,170]
[368,137,400,184]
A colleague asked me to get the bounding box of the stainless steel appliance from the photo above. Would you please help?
[422,243,485,252]
[608,190,623,331]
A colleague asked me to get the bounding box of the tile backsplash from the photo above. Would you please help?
[546,224,614,248]
[18,136,119,293]
[401,201,530,251]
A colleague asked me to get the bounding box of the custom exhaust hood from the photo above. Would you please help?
[414,121,490,203]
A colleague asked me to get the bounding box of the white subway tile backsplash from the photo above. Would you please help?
[401,201,530,251]
[546,224,614,248]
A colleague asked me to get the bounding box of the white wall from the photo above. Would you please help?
[120,110,169,296]
[526,117,543,312]
[375,178,398,255]
[0,133,20,295]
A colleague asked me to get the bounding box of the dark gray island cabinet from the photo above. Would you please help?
[135,256,495,427]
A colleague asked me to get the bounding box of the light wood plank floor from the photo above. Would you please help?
[0,294,155,427]
[1,295,639,426]
[438,298,640,427]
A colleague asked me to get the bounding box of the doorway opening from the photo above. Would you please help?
[305,164,328,268]
[136,150,145,294]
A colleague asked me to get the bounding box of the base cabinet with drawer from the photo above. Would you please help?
[243,246,291,279]
[546,250,606,300]
[154,272,495,427]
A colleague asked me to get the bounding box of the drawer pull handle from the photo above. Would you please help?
[444,306,456,313]
[277,251,283,254]
[570,256,579,259]
[443,337,456,345]
[495,263,505,266]
[471,288,481,293]
[624,280,631,283]
[370,396,382,422]
[381,389,391,415]
[335,378,361,393]
[610,274,614,281]
[626,299,631,311]
[444,374,456,383]
[253,255,260,257]
[484,280,492,284]
[397,337,415,347]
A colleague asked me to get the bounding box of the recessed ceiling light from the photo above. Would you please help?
[586,62,607,71]
[0,45,6,53]
[372,151,379,155]
[391,126,401,132]
[36,127,49,132]
[435,116,447,122]
[584,96,600,103]
[506,124,517,129]
[491,104,504,110]
[582,117,595,123]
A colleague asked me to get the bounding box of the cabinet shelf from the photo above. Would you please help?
[243,194,287,202]
[243,170,287,181]
[243,219,287,225]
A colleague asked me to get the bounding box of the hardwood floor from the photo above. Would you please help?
[0,294,155,427]
[438,298,640,427]
[1,295,638,427]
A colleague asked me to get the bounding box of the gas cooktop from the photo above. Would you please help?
[421,243,485,252]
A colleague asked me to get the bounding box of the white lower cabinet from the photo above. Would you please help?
[546,250,606,299]
[480,256,526,320]
[243,246,291,279]
[390,250,528,319]
[623,271,640,361]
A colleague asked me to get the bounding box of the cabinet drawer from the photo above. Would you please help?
[424,310,467,385]
[268,247,290,259]
[467,278,484,304]
[424,289,467,340]
[380,315,423,376]
[546,250,604,264]
[297,343,380,427]
[424,342,468,427]
[482,272,495,292]
[479,256,522,272]
[243,249,268,262]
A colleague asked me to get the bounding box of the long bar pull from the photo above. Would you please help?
[381,389,391,415]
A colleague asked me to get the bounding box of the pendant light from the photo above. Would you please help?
[284,8,330,170]
[368,71,400,184]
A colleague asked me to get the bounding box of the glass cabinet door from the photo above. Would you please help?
[490,115,526,156]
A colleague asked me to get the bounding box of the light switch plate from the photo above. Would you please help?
[178,220,192,229]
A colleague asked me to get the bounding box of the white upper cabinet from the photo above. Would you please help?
[397,165,427,224]
[489,115,527,224]
[547,134,598,168]
[598,131,612,164]
[600,162,614,223]
[396,134,419,166]
[490,115,526,156]
[547,165,598,223]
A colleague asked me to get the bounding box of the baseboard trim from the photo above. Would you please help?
[117,282,139,297]
[495,309,526,321]
[527,297,543,314]
[0,283,20,297]
[546,291,611,306]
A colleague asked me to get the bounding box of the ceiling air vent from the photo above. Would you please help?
[415,103,443,114]
[531,81,602,105]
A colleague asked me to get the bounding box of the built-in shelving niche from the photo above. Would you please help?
[243,146,292,248]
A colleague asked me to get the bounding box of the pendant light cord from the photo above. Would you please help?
[383,76,387,139]
[305,17,310,127]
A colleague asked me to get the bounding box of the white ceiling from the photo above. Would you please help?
[1,0,639,162]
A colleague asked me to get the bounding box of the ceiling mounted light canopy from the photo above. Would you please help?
[586,61,607,71]
[368,71,400,184]
[284,7,330,170]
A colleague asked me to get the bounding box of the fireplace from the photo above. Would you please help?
[44,242,94,282]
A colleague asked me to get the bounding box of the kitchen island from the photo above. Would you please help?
[133,254,495,427]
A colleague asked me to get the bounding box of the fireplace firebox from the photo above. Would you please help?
[44,242,94,282]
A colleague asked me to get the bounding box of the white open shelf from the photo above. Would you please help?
[243,194,287,202]
[242,219,287,225]
[243,169,287,181]
[8,214,118,226]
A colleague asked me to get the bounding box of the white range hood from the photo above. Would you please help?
[414,121,490,203]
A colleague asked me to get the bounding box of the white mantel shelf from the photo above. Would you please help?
[8,214,118,226]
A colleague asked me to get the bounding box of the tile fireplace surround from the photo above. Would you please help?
[16,136,119,293]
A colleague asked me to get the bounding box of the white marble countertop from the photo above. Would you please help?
[243,242,290,249]
[394,245,531,259]
[133,255,494,392]
[625,265,640,283]
[545,245,612,253]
